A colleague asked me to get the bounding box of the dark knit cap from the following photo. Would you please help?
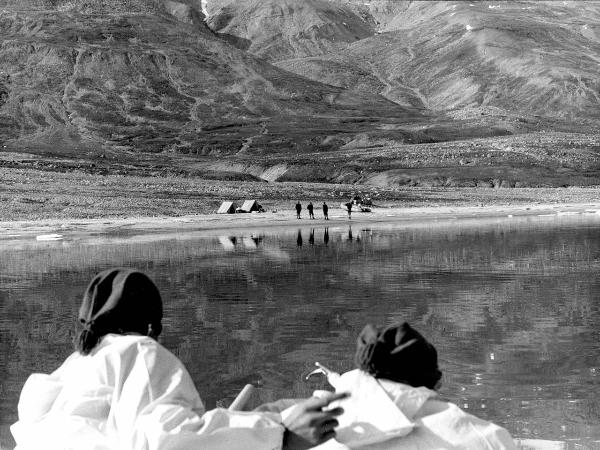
[76,268,163,354]
[354,322,442,389]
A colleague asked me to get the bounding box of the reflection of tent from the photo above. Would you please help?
[217,201,237,214]
[242,236,258,249]
[218,236,236,250]
[238,200,260,213]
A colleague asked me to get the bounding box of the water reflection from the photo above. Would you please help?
[218,236,236,251]
[219,235,265,251]
[2,216,600,447]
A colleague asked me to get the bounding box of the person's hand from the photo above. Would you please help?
[281,392,349,450]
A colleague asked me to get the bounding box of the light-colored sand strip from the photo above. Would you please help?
[1,202,600,239]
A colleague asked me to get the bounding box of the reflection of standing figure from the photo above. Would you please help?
[309,229,315,246]
[295,201,302,219]
[297,229,303,247]
[348,226,353,241]
[322,202,329,220]
[307,202,315,219]
[324,227,329,245]
[345,202,352,219]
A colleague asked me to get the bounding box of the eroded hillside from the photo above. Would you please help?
[206,0,377,61]
[1,0,600,190]
[214,0,600,119]
[1,0,426,153]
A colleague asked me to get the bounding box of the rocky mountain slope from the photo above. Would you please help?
[1,0,600,188]
[206,0,376,61]
[0,0,423,154]
[209,0,600,119]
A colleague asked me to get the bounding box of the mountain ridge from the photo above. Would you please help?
[0,4,423,155]
[208,0,600,119]
[1,0,600,189]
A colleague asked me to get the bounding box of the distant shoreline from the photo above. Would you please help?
[2,202,600,241]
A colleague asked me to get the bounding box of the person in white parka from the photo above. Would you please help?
[310,323,517,450]
[11,268,346,450]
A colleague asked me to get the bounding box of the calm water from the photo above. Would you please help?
[2,215,600,448]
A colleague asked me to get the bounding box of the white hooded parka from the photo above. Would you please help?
[11,334,284,450]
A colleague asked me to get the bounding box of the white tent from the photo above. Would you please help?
[217,201,237,214]
[238,200,259,213]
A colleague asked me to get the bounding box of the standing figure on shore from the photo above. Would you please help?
[307,202,315,219]
[323,202,329,220]
[295,201,302,219]
[11,268,347,450]
[345,201,352,219]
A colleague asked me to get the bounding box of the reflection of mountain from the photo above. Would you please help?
[2,218,600,445]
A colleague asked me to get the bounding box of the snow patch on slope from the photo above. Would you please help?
[201,0,209,19]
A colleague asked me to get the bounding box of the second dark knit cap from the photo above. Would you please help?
[354,322,442,389]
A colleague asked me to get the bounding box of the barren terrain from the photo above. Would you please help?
[1,1,600,222]
[2,164,599,225]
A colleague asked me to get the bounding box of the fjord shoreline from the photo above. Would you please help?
[2,199,600,240]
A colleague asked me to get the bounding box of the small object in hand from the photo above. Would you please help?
[228,384,256,412]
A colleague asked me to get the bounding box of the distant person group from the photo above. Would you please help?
[295,201,328,220]
[294,196,372,221]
